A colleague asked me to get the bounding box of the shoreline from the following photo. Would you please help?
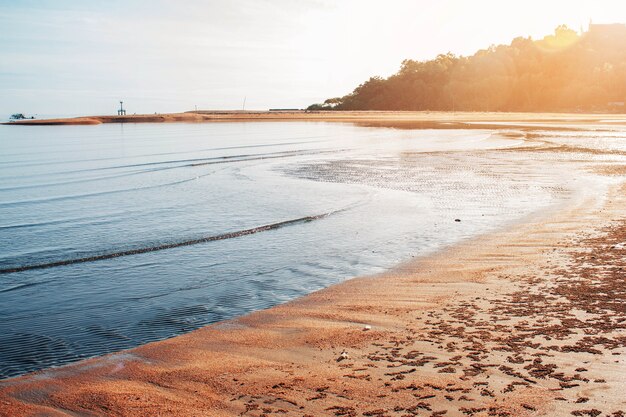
[0,116,624,416]
[1,168,624,415]
[3,110,626,127]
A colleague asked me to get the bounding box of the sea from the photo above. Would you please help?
[0,120,574,379]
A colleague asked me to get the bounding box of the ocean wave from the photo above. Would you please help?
[0,208,347,274]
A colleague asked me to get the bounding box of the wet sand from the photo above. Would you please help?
[0,116,625,416]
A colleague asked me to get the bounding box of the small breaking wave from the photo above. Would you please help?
[0,208,346,274]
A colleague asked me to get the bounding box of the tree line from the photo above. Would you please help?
[308,25,626,112]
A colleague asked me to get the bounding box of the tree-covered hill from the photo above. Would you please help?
[309,24,626,112]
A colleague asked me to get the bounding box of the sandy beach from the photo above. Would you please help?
[0,113,624,417]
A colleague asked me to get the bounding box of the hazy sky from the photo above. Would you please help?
[1,0,625,115]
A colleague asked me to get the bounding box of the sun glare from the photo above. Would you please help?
[536,24,582,52]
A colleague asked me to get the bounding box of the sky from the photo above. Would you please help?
[1,0,625,116]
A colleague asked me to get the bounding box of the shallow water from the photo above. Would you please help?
[0,121,575,379]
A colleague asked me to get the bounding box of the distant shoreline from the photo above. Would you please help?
[3,110,626,126]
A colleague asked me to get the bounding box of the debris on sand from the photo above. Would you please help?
[337,350,349,362]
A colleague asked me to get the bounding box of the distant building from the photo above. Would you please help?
[587,22,626,39]
[118,101,126,116]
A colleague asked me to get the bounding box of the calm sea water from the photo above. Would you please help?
[0,121,562,379]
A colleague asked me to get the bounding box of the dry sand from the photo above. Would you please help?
[0,113,624,417]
